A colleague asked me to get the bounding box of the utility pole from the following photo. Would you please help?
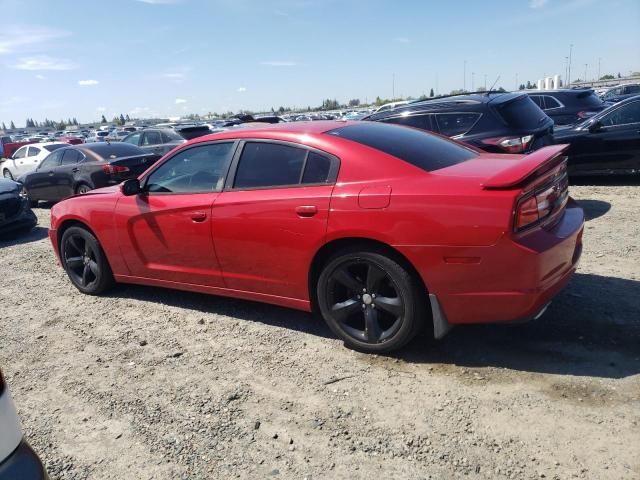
[484,74,487,90]
[392,73,395,99]
[567,44,573,85]
[463,60,466,91]
[564,56,569,84]
[472,72,475,92]
[597,57,601,80]
[515,73,519,90]
[584,63,588,82]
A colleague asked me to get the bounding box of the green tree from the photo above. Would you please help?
[119,114,125,125]
[278,106,286,114]
[72,117,78,126]
[10,121,15,129]
[125,114,131,122]
[617,72,621,78]
[429,88,434,97]
[101,115,107,124]
[348,98,360,107]
[600,74,615,80]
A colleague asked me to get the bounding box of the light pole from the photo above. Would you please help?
[392,73,395,99]
[564,56,568,85]
[597,57,601,81]
[567,44,573,85]
[515,73,519,90]
[584,63,588,83]
[484,74,487,90]
[463,60,467,91]
[472,72,475,92]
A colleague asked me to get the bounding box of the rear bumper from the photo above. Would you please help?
[398,199,584,326]
[0,441,48,480]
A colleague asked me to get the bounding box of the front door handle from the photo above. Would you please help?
[295,205,318,217]
[71,167,79,173]
[190,212,207,222]
[48,171,54,176]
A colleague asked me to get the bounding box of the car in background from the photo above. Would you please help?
[553,95,640,176]
[0,370,48,478]
[19,143,161,205]
[48,121,583,353]
[374,100,410,113]
[173,124,214,140]
[88,131,110,142]
[0,137,36,160]
[122,128,186,156]
[600,83,640,104]
[364,92,554,154]
[106,130,129,142]
[527,88,606,125]
[2,142,67,179]
[0,179,37,236]
[56,135,83,145]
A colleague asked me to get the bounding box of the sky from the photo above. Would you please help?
[1,0,639,126]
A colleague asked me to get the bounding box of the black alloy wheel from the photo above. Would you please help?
[76,184,91,194]
[61,226,114,295]
[317,250,425,353]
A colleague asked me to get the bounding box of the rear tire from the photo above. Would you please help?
[316,248,426,353]
[60,226,114,295]
[2,169,13,180]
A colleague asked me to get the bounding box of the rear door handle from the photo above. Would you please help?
[295,205,318,217]
[190,212,207,222]
[71,167,79,173]
[48,171,54,176]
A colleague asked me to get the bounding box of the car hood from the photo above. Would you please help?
[0,178,19,194]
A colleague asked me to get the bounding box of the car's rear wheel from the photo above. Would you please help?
[60,226,114,295]
[317,249,425,353]
[2,169,13,180]
[75,183,91,195]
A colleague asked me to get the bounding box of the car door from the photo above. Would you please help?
[212,141,337,300]
[140,130,166,156]
[9,146,28,176]
[24,146,44,175]
[55,149,85,199]
[571,100,640,174]
[115,141,236,286]
[25,150,64,201]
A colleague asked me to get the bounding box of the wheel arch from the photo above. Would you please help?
[56,218,99,252]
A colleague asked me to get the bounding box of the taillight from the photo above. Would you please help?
[481,135,534,154]
[102,164,129,175]
[514,173,569,232]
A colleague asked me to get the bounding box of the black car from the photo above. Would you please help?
[121,128,186,156]
[363,92,554,154]
[601,83,640,104]
[553,95,640,176]
[527,88,606,125]
[18,143,160,205]
[0,178,37,236]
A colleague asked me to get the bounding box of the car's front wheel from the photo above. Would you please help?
[2,169,13,180]
[317,249,425,353]
[60,226,114,295]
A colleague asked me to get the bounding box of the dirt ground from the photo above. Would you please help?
[1,179,639,480]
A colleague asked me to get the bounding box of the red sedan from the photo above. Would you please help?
[49,121,584,353]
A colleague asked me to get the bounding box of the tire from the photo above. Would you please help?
[75,183,92,195]
[2,169,13,180]
[60,226,114,295]
[316,248,426,353]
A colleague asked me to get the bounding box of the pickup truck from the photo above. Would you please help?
[0,136,36,160]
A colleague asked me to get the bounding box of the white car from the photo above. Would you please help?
[1,142,67,180]
[0,370,48,478]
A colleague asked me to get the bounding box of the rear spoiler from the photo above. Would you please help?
[482,145,569,189]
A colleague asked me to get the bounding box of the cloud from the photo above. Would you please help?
[96,107,107,112]
[9,55,78,71]
[0,26,70,55]
[78,79,99,86]
[393,36,410,44]
[35,74,46,80]
[175,98,187,104]
[237,87,247,92]
[529,0,548,7]
[161,73,186,81]
[259,60,298,67]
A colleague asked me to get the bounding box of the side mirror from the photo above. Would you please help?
[121,178,141,196]
[588,120,603,133]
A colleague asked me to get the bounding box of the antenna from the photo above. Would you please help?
[487,75,500,95]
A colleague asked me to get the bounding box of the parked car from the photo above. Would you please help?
[19,143,161,205]
[600,83,640,104]
[173,125,214,140]
[56,135,83,145]
[0,370,48,478]
[364,92,554,154]
[0,137,36,160]
[2,142,67,180]
[89,131,110,142]
[553,95,640,176]
[48,121,583,353]
[374,100,410,113]
[0,178,37,236]
[105,130,129,142]
[526,88,606,125]
[122,128,186,156]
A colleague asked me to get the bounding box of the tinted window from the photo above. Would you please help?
[27,146,41,156]
[544,96,562,109]
[143,131,162,145]
[302,152,332,184]
[123,133,141,145]
[234,142,307,189]
[626,85,640,94]
[96,131,109,137]
[383,114,431,131]
[496,95,548,130]
[83,142,144,158]
[145,142,234,193]
[61,149,83,165]
[576,91,604,108]
[43,144,66,153]
[39,150,63,170]
[601,101,640,126]
[161,130,183,142]
[327,122,478,172]
[529,95,544,108]
[13,147,27,159]
[435,113,481,136]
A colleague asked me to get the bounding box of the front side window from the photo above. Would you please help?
[13,147,27,159]
[435,113,482,136]
[142,131,162,146]
[61,149,83,165]
[27,146,41,157]
[234,142,307,189]
[544,96,562,109]
[145,142,235,193]
[123,133,141,145]
[626,85,640,94]
[601,101,640,126]
[38,150,64,170]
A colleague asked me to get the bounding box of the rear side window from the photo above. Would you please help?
[43,144,66,153]
[495,95,549,130]
[234,142,306,188]
[626,85,640,94]
[543,96,562,109]
[302,152,332,184]
[383,114,432,131]
[143,131,162,145]
[529,95,544,108]
[435,113,481,136]
[326,122,478,172]
[27,146,41,156]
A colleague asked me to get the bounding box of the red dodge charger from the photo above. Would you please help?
[49,121,584,353]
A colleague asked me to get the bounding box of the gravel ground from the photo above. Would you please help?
[1,179,639,480]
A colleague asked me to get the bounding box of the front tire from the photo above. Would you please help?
[317,249,425,353]
[75,183,92,195]
[60,226,114,295]
[3,169,14,180]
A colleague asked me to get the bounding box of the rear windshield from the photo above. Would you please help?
[495,95,549,130]
[326,122,478,172]
[576,91,605,108]
[83,142,145,159]
[97,131,109,136]
[43,144,66,152]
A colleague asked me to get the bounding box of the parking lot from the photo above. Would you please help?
[0,179,637,479]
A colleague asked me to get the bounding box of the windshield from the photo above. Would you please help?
[43,144,66,152]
